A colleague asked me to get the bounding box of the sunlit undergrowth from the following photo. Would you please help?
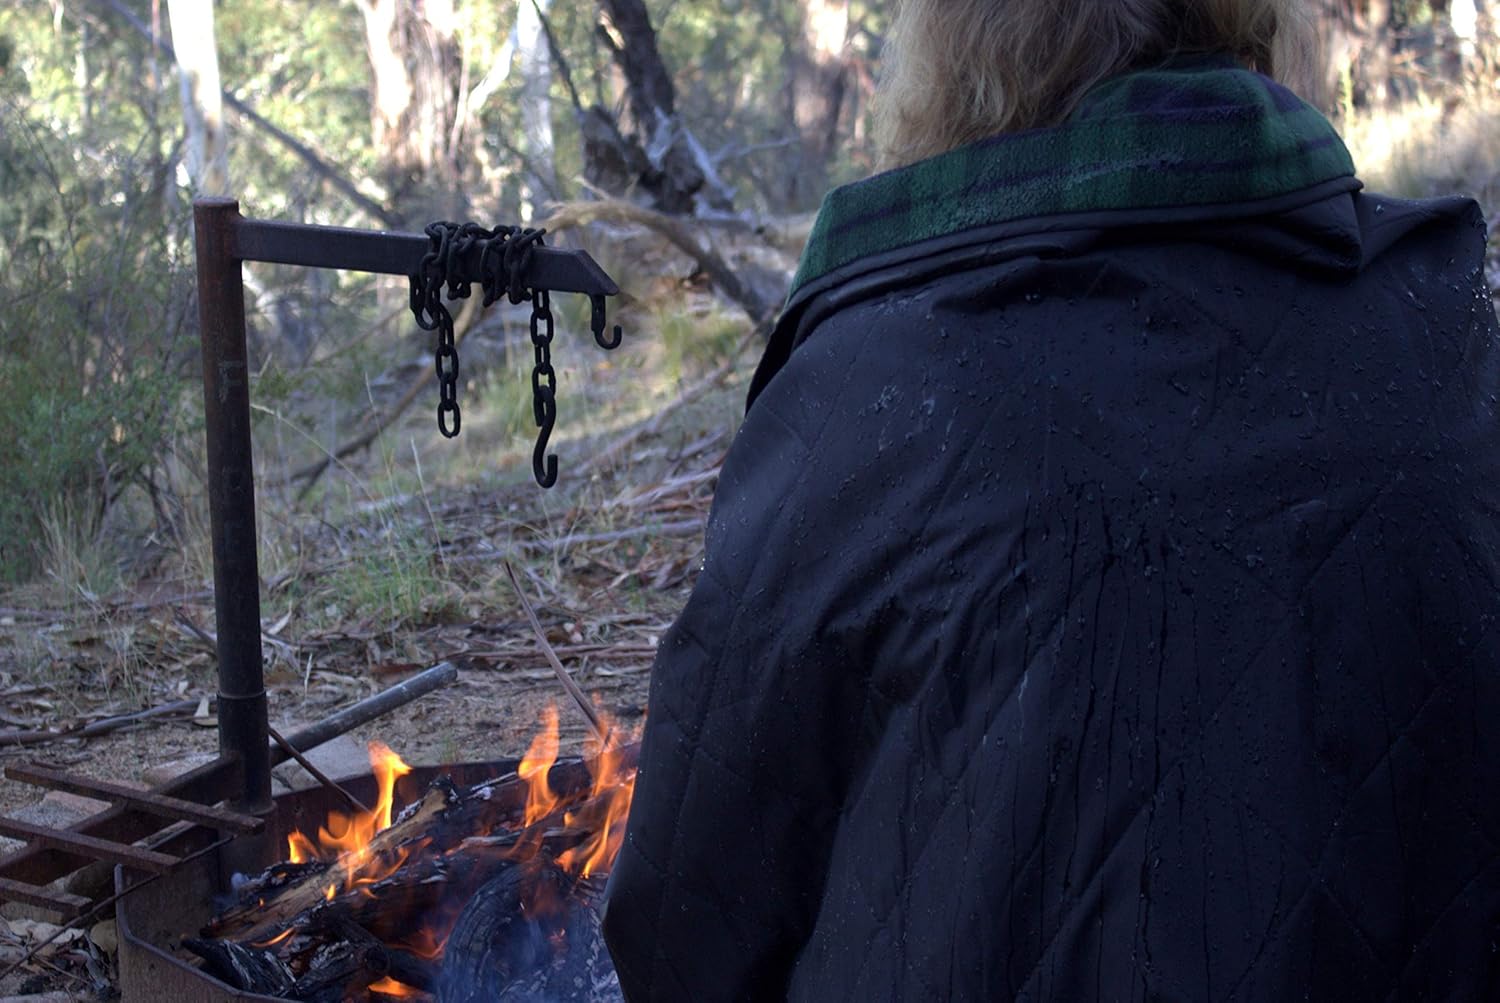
[1342,76,1500,284]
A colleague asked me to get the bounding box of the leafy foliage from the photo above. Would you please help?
[0,21,189,582]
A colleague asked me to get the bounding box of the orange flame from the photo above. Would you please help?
[368,975,421,997]
[281,741,415,894]
[511,701,640,880]
[286,830,319,864]
[556,718,637,878]
[518,705,562,826]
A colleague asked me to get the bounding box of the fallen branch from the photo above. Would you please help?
[0,700,201,749]
[544,195,778,472]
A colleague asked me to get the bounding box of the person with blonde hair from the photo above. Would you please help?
[603,1,1500,999]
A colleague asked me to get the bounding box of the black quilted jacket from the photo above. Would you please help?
[602,64,1500,1003]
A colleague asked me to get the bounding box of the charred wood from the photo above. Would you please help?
[436,860,571,1003]
[292,938,390,1003]
[437,862,619,1002]
[182,937,296,996]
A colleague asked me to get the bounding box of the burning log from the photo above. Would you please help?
[204,778,463,943]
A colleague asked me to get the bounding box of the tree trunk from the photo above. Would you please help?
[1363,0,1395,105]
[1475,0,1498,74]
[595,0,733,214]
[783,0,850,209]
[355,0,463,211]
[597,0,676,135]
[165,0,228,195]
[516,0,558,218]
[1430,0,1464,84]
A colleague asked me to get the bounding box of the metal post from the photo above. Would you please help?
[193,198,272,817]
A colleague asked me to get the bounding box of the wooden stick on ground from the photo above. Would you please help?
[0,700,201,749]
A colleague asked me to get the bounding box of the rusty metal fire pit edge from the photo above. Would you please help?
[115,758,524,1003]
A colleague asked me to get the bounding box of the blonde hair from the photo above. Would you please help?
[874,0,1317,168]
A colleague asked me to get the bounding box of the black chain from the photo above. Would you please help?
[409,222,576,487]
[409,222,467,438]
[529,286,558,488]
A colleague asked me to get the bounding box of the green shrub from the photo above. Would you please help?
[0,103,189,584]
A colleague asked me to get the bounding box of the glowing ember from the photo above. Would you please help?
[400,925,447,961]
[253,928,294,949]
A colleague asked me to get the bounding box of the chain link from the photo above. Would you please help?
[408,221,568,486]
[530,287,558,487]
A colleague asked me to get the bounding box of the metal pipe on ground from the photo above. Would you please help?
[268,662,460,769]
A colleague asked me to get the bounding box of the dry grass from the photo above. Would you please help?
[1342,79,1500,215]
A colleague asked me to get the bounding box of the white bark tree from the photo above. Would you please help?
[165,0,228,195]
[355,0,462,205]
[515,0,556,219]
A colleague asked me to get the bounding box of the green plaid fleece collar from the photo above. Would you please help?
[790,60,1355,296]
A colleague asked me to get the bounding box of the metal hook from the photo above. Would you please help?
[590,293,623,350]
[532,419,558,488]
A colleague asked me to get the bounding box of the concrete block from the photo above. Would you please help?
[271,734,372,791]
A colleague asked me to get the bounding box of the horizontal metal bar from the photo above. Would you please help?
[5,763,265,835]
[0,754,241,888]
[0,663,454,889]
[230,217,620,295]
[0,876,90,918]
[0,817,180,873]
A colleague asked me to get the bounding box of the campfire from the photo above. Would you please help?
[185,705,637,1002]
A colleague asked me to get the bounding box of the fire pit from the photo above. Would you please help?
[117,728,636,1002]
[116,760,495,1003]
